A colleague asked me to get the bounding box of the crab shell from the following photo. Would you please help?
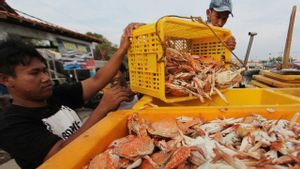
[86,150,119,169]
[112,135,155,160]
[147,118,180,138]
[139,151,173,169]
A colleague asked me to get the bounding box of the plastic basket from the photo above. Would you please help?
[132,88,300,110]
[38,106,300,169]
[128,16,232,103]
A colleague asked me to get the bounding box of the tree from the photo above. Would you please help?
[86,32,117,60]
[269,56,295,64]
[260,60,268,64]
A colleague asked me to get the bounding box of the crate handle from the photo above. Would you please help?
[154,15,246,68]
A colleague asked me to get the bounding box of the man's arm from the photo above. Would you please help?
[81,23,144,103]
[225,36,236,51]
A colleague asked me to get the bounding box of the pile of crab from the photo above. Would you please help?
[165,48,245,103]
[85,112,300,169]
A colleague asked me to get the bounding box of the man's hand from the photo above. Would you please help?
[126,88,136,102]
[119,23,145,53]
[97,85,130,112]
[225,36,236,51]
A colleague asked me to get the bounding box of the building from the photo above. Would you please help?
[0,0,102,83]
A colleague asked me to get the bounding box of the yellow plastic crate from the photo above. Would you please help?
[128,17,232,103]
[39,106,300,169]
[133,88,300,109]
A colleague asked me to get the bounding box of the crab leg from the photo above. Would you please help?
[214,88,229,104]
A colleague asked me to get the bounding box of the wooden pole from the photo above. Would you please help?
[282,6,297,69]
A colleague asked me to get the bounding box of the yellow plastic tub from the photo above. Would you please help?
[39,106,300,169]
[133,88,300,110]
[128,16,232,103]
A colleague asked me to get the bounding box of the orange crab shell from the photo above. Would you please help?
[112,135,155,160]
[148,118,180,138]
[87,150,119,169]
[140,151,173,169]
[164,146,191,169]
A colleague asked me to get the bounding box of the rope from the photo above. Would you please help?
[154,15,246,68]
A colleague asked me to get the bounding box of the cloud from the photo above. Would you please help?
[8,0,300,59]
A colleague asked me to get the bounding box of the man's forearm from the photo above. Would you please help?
[81,47,127,101]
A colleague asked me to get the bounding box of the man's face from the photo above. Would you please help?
[207,9,230,27]
[8,58,52,101]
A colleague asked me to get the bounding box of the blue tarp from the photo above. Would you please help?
[0,84,9,95]
[64,64,81,70]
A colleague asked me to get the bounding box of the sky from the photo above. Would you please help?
[7,0,300,60]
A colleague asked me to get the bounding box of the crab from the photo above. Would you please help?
[127,113,149,137]
[166,48,187,62]
[164,146,192,169]
[165,47,245,104]
[164,146,206,169]
[215,68,245,89]
[147,116,203,139]
[176,116,204,135]
[86,150,119,169]
[139,151,173,169]
[109,135,154,161]
[87,113,300,168]
[165,82,189,97]
[212,145,248,169]
[147,118,180,138]
[156,139,180,153]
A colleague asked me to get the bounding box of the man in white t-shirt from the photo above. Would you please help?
[0,23,143,169]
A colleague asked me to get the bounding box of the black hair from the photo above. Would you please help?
[0,38,46,76]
